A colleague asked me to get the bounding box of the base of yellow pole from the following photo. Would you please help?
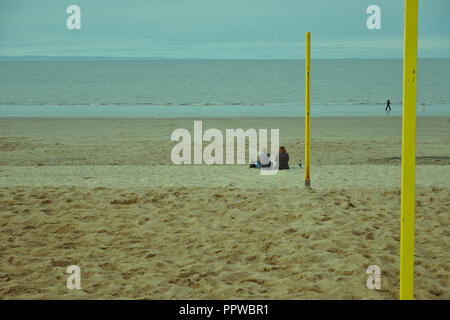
[305,179,311,189]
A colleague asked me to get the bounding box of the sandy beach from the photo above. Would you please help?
[0,116,449,299]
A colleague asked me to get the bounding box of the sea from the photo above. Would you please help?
[0,59,449,118]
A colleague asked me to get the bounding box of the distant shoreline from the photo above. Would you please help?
[1,56,449,62]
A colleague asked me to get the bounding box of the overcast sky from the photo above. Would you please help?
[0,0,449,59]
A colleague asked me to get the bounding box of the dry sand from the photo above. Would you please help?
[0,116,449,299]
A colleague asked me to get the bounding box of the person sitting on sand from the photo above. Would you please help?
[257,148,271,168]
[275,146,289,170]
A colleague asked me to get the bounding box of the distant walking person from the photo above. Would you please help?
[385,99,391,111]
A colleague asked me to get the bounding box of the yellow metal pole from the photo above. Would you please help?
[305,32,311,188]
[400,0,418,300]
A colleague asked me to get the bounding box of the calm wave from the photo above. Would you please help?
[0,59,449,117]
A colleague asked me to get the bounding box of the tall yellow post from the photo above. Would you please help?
[305,32,311,188]
[400,0,418,300]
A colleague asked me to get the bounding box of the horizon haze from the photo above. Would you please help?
[1,0,449,59]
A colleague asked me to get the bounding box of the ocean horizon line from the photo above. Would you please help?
[1,56,450,62]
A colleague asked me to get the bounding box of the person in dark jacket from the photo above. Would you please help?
[276,146,289,170]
